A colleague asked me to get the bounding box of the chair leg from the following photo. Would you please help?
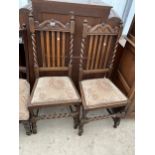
[73,115,79,129]
[29,109,38,134]
[31,117,37,134]
[78,107,86,136]
[107,108,122,128]
[113,117,121,128]
[23,120,32,136]
[73,104,80,129]
[78,120,84,136]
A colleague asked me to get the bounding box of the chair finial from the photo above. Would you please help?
[29,11,33,18]
[84,19,88,24]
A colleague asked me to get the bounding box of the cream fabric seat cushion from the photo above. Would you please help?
[81,78,127,108]
[19,79,30,120]
[31,76,80,105]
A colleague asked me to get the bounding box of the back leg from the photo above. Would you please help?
[113,117,121,128]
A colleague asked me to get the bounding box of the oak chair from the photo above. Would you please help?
[19,27,32,135]
[78,19,129,136]
[19,79,32,135]
[28,12,81,134]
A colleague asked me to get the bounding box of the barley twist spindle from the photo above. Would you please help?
[109,39,119,69]
[80,38,85,69]
[69,33,74,66]
[31,33,39,78]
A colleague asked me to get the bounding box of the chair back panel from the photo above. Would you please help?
[36,30,70,68]
[79,20,122,80]
[29,12,75,78]
[84,35,117,70]
[19,26,29,81]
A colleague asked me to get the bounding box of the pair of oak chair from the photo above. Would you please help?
[19,12,130,136]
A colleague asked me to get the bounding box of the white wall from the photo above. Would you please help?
[100,0,128,18]
[19,0,29,8]
[122,0,135,35]
[100,0,135,36]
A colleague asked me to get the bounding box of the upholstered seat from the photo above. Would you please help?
[19,79,30,120]
[80,78,128,109]
[30,76,80,106]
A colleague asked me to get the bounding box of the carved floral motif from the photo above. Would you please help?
[34,19,71,31]
[86,23,119,35]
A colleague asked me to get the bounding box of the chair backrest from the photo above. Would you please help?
[79,19,122,80]
[19,25,29,81]
[29,12,75,78]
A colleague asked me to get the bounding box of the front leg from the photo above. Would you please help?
[78,119,84,136]
[31,117,37,134]
[23,120,32,135]
[78,107,87,136]
[74,104,80,129]
[29,109,38,134]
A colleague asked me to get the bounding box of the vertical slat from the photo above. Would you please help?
[95,35,103,69]
[57,32,60,67]
[40,31,46,67]
[46,31,50,67]
[51,31,55,67]
[103,36,113,68]
[86,36,93,69]
[62,32,66,66]
[90,35,98,69]
[99,35,108,68]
